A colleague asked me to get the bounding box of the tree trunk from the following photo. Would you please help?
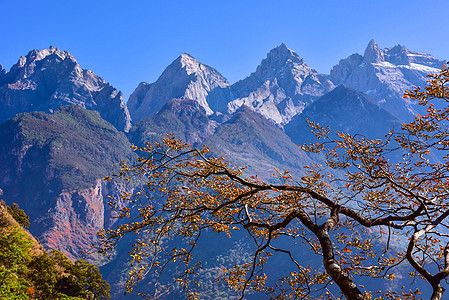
[430,284,445,300]
[318,228,364,300]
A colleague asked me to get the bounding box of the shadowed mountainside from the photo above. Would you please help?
[0,106,135,259]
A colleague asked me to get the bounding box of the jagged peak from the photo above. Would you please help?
[389,44,407,52]
[363,39,384,63]
[180,53,195,60]
[173,53,199,68]
[245,43,310,82]
[266,43,303,64]
[158,53,229,85]
[163,53,209,76]
[367,39,379,47]
[274,43,290,53]
[21,46,76,67]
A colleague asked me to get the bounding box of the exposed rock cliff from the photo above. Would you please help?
[43,179,126,260]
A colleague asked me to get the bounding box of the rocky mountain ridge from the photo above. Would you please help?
[128,40,444,125]
[0,46,131,132]
[329,39,445,120]
[127,53,232,122]
[229,43,335,124]
[285,85,400,145]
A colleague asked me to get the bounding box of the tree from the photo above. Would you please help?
[7,203,30,229]
[53,252,111,300]
[100,65,449,299]
[0,225,33,299]
[28,252,59,299]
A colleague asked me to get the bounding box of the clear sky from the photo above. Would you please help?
[1,0,448,101]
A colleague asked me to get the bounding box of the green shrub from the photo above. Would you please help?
[7,203,30,229]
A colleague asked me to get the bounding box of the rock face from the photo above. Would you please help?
[0,106,135,259]
[285,85,400,145]
[127,54,232,122]
[0,47,131,132]
[228,44,335,125]
[44,178,126,260]
[329,40,445,121]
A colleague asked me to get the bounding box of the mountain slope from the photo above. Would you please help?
[128,98,216,147]
[0,47,131,132]
[127,54,232,122]
[205,106,311,179]
[0,106,135,259]
[0,199,110,299]
[228,44,335,125]
[285,85,400,145]
[329,40,445,121]
[129,98,311,180]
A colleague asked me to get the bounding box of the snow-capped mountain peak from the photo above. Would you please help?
[330,40,445,121]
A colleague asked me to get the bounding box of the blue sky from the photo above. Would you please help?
[1,0,448,101]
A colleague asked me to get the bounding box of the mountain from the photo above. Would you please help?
[285,85,400,145]
[127,41,444,127]
[128,98,217,147]
[0,47,131,132]
[228,43,335,125]
[129,98,311,180]
[205,105,311,179]
[329,40,446,121]
[127,54,232,122]
[0,42,445,298]
[0,105,135,260]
